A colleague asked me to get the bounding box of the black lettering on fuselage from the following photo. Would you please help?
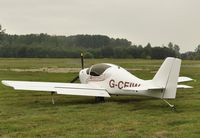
[108,80,141,89]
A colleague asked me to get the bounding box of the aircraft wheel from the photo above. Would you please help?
[95,97,105,103]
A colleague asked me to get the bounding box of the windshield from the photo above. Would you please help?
[87,64,111,76]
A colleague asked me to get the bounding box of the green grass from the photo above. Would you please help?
[0,58,199,137]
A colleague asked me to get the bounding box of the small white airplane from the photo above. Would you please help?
[2,54,193,109]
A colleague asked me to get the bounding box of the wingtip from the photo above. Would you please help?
[1,80,6,85]
[1,80,10,86]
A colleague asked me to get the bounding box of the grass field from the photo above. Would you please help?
[0,58,199,138]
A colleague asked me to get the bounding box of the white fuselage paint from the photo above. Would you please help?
[79,64,163,98]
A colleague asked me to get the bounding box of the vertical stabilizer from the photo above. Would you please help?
[152,57,181,99]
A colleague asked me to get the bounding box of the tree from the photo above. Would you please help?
[0,30,185,59]
[144,43,152,59]
[173,44,180,57]
[195,44,200,53]
[168,42,173,49]
[0,24,6,43]
[0,24,6,34]
[0,25,1,32]
[174,44,180,53]
[181,52,196,60]
[151,47,176,59]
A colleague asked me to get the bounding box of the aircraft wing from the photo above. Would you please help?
[1,80,110,97]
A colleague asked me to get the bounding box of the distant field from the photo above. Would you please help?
[0,58,199,137]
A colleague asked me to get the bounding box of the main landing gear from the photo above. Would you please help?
[51,92,55,105]
[95,97,105,103]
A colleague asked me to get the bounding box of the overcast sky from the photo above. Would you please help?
[1,0,200,52]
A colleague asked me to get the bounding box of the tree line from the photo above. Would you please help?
[0,25,199,59]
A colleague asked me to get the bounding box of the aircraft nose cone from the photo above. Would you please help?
[79,68,88,83]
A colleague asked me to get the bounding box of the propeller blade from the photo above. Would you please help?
[70,76,79,83]
[81,53,84,69]
[70,53,84,83]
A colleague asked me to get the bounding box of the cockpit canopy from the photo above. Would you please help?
[86,63,111,76]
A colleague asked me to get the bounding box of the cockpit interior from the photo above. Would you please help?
[86,63,111,76]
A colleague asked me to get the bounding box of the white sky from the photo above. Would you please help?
[0,0,200,52]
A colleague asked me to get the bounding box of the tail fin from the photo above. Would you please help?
[153,57,181,99]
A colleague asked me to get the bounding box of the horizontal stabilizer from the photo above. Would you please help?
[123,87,148,91]
[178,77,193,83]
[123,86,164,92]
[177,85,193,89]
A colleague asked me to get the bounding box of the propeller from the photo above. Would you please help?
[70,53,84,83]
[70,76,79,83]
[81,53,84,69]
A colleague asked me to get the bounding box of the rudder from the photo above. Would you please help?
[163,58,181,99]
[152,57,181,99]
